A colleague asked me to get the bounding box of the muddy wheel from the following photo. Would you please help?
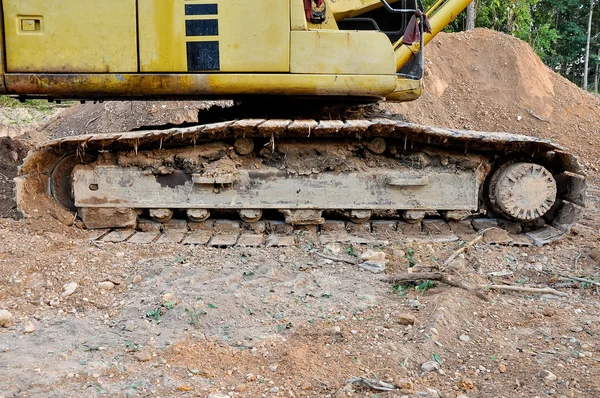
[489,162,557,221]
[239,209,263,223]
[348,210,372,224]
[149,208,173,223]
[187,209,210,223]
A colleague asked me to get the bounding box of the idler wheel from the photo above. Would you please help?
[349,210,372,224]
[239,209,263,223]
[489,162,557,221]
[149,208,173,223]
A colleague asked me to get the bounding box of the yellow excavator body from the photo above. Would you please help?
[4,0,586,246]
[0,0,473,102]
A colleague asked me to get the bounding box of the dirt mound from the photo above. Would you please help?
[0,136,29,219]
[387,28,600,169]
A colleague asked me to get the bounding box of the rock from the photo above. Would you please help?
[269,364,278,372]
[24,322,36,334]
[0,310,13,328]
[459,334,471,342]
[397,313,417,325]
[49,297,60,307]
[208,394,229,398]
[235,384,247,393]
[542,307,555,317]
[541,370,557,381]
[98,281,115,291]
[132,275,143,284]
[330,326,341,334]
[570,326,583,333]
[426,388,441,397]
[589,247,600,263]
[135,350,152,362]
[395,378,414,392]
[61,282,78,297]
[124,321,136,332]
[162,293,177,304]
[360,250,386,262]
[421,361,440,373]
[269,387,279,393]
[458,376,475,390]
[359,261,386,273]
[498,364,507,373]
[108,275,124,285]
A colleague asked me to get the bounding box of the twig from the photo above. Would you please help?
[85,115,101,128]
[313,251,358,265]
[440,235,482,270]
[483,284,568,297]
[543,269,600,287]
[574,251,582,272]
[382,272,489,301]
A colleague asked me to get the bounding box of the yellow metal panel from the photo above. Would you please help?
[3,0,137,73]
[385,77,423,102]
[218,0,290,72]
[5,73,397,98]
[290,31,395,75]
[329,0,402,20]
[291,0,308,30]
[307,0,338,29]
[139,0,289,72]
[138,0,188,72]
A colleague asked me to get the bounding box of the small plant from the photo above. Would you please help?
[185,308,207,329]
[431,353,443,365]
[125,341,141,351]
[404,248,416,267]
[415,280,437,293]
[346,244,357,257]
[399,356,409,367]
[392,284,409,297]
[145,306,162,321]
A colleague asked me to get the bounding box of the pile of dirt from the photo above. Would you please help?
[387,28,600,170]
[0,137,28,219]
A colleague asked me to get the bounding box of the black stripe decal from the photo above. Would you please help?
[186,19,218,36]
[187,41,220,71]
[185,4,218,15]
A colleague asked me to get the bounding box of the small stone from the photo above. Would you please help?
[570,326,583,333]
[541,370,557,381]
[397,313,417,325]
[421,361,440,373]
[98,281,115,291]
[458,376,475,390]
[49,297,60,307]
[162,293,177,304]
[498,364,507,373]
[24,322,36,334]
[360,250,386,262]
[589,247,600,263]
[132,275,143,284]
[208,394,229,398]
[62,282,78,297]
[269,364,278,372]
[542,307,555,317]
[246,373,257,382]
[270,387,279,393]
[124,321,136,332]
[235,384,247,393]
[135,351,152,362]
[459,334,471,342]
[395,378,413,392]
[0,310,13,328]
[330,326,341,334]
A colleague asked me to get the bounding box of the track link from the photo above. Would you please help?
[16,118,586,245]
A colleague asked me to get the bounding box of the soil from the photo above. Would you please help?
[1,29,600,398]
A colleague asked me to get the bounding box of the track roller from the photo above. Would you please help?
[234,137,255,155]
[187,209,211,223]
[348,210,372,224]
[239,209,263,223]
[149,208,173,223]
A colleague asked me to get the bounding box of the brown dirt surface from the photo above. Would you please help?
[1,28,600,398]
[387,28,600,171]
[0,137,29,219]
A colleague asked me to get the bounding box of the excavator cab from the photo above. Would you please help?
[0,0,429,102]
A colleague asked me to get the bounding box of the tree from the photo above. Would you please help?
[466,1,477,30]
[583,0,595,89]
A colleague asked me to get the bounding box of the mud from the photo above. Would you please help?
[0,137,28,219]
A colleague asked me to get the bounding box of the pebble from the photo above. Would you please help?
[330,326,341,334]
[395,378,413,391]
[269,364,278,372]
[459,334,471,342]
[162,293,177,304]
[135,351,152,362]
[359,261,386,273]
[541,370,557,381]
[235,384,247,393]
[269,387,279,393]
[98,281,115,291]
[132,275,143,284]
[570,326,583,333]
[49,298,60,307]
[61,282,78,297]
[589,247,600,263]
[124,321,136,332]
[0,310,13,328]
[498,364,507,373]
[421,361,440,373]
[24,322,36,334]
[208,394,229,398]
[360,250,386,262]
[397,313,417,325]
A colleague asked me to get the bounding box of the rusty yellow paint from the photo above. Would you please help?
[138,0,187,72]
[291,0,308,30]
[5,73,397,98]
[3,0,137,73]
[329,0,402,20]
[218,0,290,72]
[385,77,423,102]
[290,30,395,75]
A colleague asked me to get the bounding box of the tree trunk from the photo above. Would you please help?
[583,0,594,90]
[596,47,600,92]
[466,1,476,31]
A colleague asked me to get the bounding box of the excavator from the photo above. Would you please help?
[2,0,586,245]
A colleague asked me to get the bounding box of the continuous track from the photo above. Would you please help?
[16,117,586,246]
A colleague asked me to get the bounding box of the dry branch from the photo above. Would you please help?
[313,251,358,265]
[441,235,482,270]
[484,284,568,297]
[382,272,489,301]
